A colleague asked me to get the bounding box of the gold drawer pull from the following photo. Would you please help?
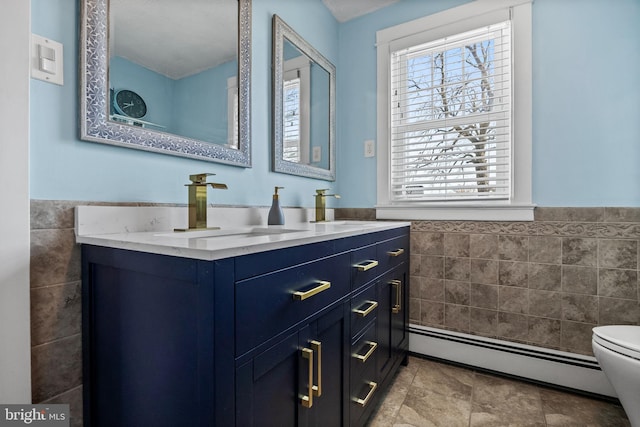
[354,260,378,272]
[353,381,377,407]
[293,281,331,301]
[353,341,377,363]
[387,248,405,257]
[390,279,402,314]
[311,340,322,397]
[301,347,314,408]
[353,300,378,317]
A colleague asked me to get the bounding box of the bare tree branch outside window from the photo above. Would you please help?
[391,23,510,201]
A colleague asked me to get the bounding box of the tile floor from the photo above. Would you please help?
[367,356,630,427]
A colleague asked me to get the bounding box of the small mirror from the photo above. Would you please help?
[79,0,251,166]
[272,15,335,181]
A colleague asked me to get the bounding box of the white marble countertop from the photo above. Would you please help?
[75,206,410,261]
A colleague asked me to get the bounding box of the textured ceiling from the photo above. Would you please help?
[110,0,399,80]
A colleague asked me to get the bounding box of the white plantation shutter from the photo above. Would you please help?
[390,21,512,202]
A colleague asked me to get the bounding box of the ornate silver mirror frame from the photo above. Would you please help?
[272,14,336,181]
[79,0,252,167]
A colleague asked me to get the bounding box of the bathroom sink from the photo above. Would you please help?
[154,227,304,239]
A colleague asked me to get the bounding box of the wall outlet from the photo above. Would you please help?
[364,139,375,158]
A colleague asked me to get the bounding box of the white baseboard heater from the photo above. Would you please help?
[409,324,617,398]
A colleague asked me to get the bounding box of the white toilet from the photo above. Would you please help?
[592,325,640,427]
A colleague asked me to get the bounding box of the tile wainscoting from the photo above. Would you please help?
[29,202,639,426]
[406,208,640,356]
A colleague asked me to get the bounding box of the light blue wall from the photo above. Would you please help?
[30,0,339,208]
[30,0,640,208]
[531,0,640,206]
[173,60,237,143]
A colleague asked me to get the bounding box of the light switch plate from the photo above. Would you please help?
[31,34,64,85]
[312,146,322,162]
[364,139,375,157]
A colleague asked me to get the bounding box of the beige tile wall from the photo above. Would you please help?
[30,200,83,426]
[408,208,640,355]
[29,203,639,426]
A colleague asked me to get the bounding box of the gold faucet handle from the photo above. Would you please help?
[315,189,340,199]
[189,173,215,184]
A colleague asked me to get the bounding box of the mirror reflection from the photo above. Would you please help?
[79,0,251,166]
[109,0,238,148]
[272,15,335,181]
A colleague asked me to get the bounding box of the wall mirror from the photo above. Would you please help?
[272,15,335,181]
[79,0,251,167]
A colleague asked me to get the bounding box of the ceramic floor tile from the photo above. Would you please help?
[540,388,631,427]
[470,373,545,427]
[368,356,630,427]
[396,387,471,427]
[368,365,416,426]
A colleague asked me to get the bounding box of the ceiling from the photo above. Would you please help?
[110,0,399,80]
[322,0,400,23]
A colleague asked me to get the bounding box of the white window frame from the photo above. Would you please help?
[376,0,533,221]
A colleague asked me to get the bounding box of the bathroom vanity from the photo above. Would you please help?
[77,207,409,426]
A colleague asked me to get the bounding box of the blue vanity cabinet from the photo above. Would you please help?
[82,225,410,427]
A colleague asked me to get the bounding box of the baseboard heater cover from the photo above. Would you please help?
[409,324,617,398]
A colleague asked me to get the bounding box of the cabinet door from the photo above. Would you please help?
[306,303,349,427]
[376,267,408,382]
[82,247,215,427]
[236,304,348,427]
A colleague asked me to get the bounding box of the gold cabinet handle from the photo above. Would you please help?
[354,260,378,272]
[293,281,331,301]
[310,340,322,397]
[390,280,402,314]
[387,248,405,257]
[353,341,377,363]
[301,347,314,408]
[353,381,377,407]
[353,300,378,317]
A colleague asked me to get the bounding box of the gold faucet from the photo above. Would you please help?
[314,189,340,222]
[175,173,228,231]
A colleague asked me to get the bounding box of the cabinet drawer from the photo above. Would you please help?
[351,321,377,383]
[235,253,350,356]
[351,323,378,426]
[351,243,380,291]
[376,234,409,273]
[351,282,378,338]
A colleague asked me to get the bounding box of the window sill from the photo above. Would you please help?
[376,203,535,221]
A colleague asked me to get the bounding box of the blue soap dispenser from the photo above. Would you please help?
[268,186,285,225]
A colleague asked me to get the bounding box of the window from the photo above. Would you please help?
[376,0,533,221]
[227,76,239,149]
[283,56,311,164]
[283,75,302,162]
